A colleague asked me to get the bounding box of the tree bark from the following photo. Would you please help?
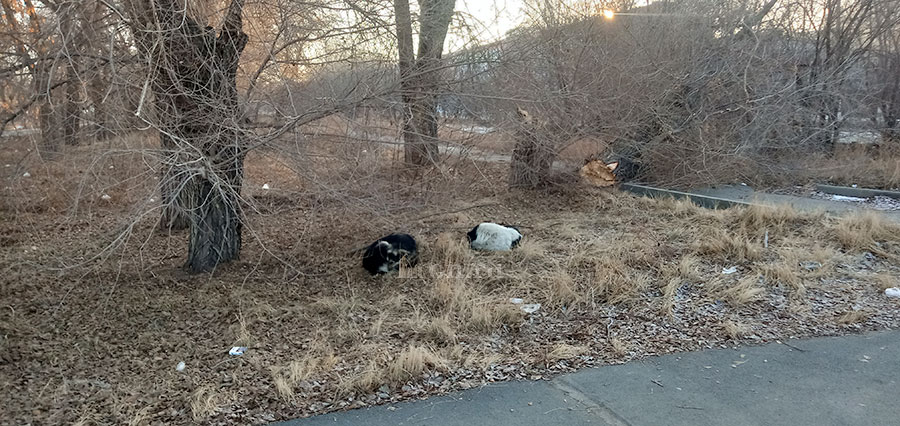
[59,2,81,146]
[395,0,455,166]
[509,108,553,188]
[35,61,58,157]
[63,62,81,146]
[150,0,248,272]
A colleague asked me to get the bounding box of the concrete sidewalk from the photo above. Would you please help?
[278,331,900,426]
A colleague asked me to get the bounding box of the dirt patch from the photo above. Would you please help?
[3,142,900,425]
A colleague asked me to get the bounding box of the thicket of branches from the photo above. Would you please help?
[2,0,900,271]
[451,0,900,186]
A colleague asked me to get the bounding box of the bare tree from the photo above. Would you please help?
[126,0,249,272]
[870,13,900,142]
[394,0,456,166]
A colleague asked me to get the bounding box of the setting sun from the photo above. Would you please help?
[602,9,615,19]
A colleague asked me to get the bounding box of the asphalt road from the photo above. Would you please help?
[278,331,900,426]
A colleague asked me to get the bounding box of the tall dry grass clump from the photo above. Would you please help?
[712,275,766,307]
[431,232,473,267]
[428,274,522,333]
[590,256,652,306]
[386,345,446,385]
[659,255,701,315]
[758,259,805,298]
[831,211,900,253]
[736,204,818,240]
[695,228,761,263]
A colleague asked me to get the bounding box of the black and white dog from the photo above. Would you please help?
[362,233,419,275]
[466,222,523,251]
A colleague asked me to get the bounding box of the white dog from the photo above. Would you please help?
[466,222,523,251]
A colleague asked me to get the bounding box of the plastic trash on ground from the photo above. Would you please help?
[520,303,541,314]
[229,346,247,356]
[176,361,186,372]
[885,288,900,298]
[262,183,270,190]
[722,266,738,275]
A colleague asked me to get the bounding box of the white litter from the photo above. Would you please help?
[22,172,30,177]
[100,194,111,200]
[108,165,114,169]
[262,183,270,190]
[852,184,858,188]
[229,346,247,356]
[149,198,156,203]
[509,298,524,304]
[831,194,867,203]
[520,303,541,314]
[4,164,9,167]
[176,361,186,372]
[885,288,900,299]
[722,266,738,275]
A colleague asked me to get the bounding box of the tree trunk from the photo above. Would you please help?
[63,61,80,146]
[90,78,113,141]
[394,0,455,166]
[35,61,58,158]
[509,109,554,188]
[151,0,248,272]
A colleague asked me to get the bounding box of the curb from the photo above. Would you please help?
[815,184,900,200]
[619,183,752,209]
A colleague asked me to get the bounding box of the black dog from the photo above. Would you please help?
[362,234,419,275]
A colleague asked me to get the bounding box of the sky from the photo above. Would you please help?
[458,0,527,43]
[453,0,653,47]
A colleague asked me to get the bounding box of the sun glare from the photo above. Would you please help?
[602,9,615,20]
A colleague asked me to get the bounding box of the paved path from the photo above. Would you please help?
[695,185,889,214]
[278,331,900,426]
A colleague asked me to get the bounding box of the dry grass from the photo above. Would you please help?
[836,310,869,325]
[737,204,819,243]
[431,232,473,266]
[545,344,589,362]
[190,385,227,421]
[660,255,701,315]
[424,316,458,345]
[715,276,767,307]
[873,273,897,292]
[272,370,295,402]
[759,260,805,298]
[339,359,384,394]
[466,300,523,333]
[723,320,751,339]
[832,211,900,253]
[542,268,580,308]
[387,345,446,385]
[514,238,546,261]
[609,338,628,357]
[696,228,761,263]
[799,146,900,190]
[591,256,652,306]
[5,134,900,425]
